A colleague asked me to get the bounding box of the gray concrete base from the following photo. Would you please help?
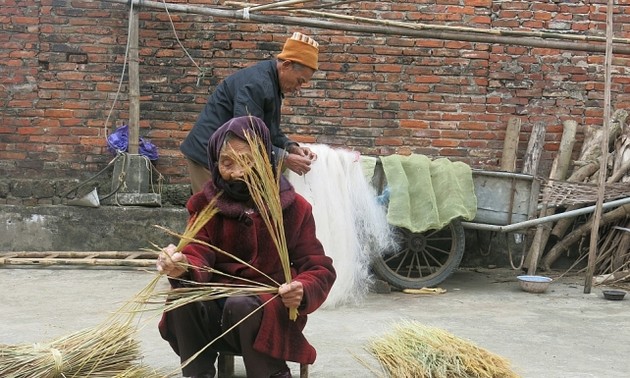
[0,204,187,252]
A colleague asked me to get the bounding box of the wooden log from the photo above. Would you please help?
[612,110,630,182]
[522,122,546,177]
[593,270,630,285]
[553,120,579,180]
[548,113,622,241]
[498,117,525,269]
[609,160,630,183]
[500,117,521,172]
[525,120,577,274]
[574,121,622,168]
[541,204,630,271]
[518,122,546,270]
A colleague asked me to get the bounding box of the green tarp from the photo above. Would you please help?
[380,154,477,233]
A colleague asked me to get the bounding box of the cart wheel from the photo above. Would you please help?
[372,218,465,289]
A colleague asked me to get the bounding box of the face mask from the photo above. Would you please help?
[222,179,250,202]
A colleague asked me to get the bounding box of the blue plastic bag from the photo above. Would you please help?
[107,124,159,161]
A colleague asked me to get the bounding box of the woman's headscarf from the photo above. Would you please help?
[207,115,275,201]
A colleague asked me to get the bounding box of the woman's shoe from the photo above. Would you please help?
[270,368,292,378]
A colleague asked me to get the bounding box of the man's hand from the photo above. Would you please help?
[284,154,313,176]
[290,145,317,161]
[156,243,189,278]
[278,281,304,309]
[285,145,317,176]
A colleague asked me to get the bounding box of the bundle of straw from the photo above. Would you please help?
[0,322,166,378]
[237,131,297,320]
[368,321,520,378]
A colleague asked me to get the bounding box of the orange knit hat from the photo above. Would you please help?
[277,32,319,70]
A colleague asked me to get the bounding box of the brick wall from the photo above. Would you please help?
[2,0,630,199]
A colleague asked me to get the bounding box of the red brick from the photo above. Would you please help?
[375,137,404,146]
[400,119,429,129]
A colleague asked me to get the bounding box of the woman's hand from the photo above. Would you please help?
[278,281,304,309]
[156,243,189,278]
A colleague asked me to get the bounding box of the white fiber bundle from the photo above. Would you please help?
[286,144,395,308]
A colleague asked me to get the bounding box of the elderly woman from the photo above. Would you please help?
[157,115,336,378]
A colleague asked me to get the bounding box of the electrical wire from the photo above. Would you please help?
[102,1,133,144]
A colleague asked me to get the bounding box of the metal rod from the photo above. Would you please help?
[461,196,630,233]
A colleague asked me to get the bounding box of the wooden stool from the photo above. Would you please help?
[217,353,309,378]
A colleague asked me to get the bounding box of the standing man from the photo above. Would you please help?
[181,32,320,193]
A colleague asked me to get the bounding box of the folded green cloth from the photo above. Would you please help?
[380,154,477,233]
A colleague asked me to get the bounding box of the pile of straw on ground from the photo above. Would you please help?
[0,322,166,378]
[368,320,520,378]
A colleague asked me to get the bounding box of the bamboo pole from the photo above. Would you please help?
[248,0,317,12]
[0,251,156,258]
[0,257,155,267]
[227,0,630,46]
[97,0,630,56]
[585,0,615,294]
[0,251,157,267]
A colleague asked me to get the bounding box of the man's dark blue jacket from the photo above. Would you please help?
[181,60,294,166]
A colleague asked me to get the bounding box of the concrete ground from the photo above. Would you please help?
[1,266,628,378]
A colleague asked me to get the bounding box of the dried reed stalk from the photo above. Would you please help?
[368,321,520,378]
[176,195,220,251]
[234,130,297,320]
